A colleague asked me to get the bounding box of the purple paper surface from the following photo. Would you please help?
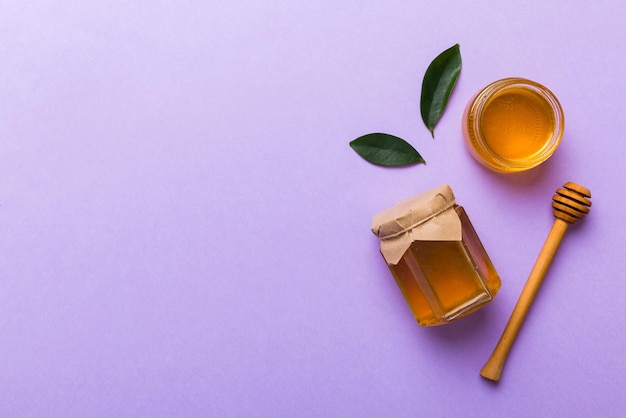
[1,1,625,416]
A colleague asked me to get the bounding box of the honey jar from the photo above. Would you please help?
[462,78,564,172]
[372,185,501,326]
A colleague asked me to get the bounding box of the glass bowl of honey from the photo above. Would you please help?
[462,78,564,173]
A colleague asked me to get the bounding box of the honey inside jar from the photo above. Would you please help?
[388,206,500,326]
[463,78,564,172]
[480,87,555,161]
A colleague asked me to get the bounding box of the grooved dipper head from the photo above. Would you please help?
[552,182,592,224]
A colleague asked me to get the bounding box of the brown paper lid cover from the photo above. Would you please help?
[371,184,462,265]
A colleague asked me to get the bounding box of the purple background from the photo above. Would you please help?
[2,1,625,416]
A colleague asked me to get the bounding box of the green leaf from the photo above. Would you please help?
[349,133,426,167]
[420,44,462,138]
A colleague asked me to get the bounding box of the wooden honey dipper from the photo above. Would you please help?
[480,182,592,382]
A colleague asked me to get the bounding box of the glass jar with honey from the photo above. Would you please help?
[462,78,564,172]
[372,185,501,326]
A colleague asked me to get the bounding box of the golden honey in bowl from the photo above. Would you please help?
[463,78,564,172]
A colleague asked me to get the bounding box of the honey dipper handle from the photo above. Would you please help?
[480,219,569,382]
